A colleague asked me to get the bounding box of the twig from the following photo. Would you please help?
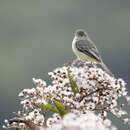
[9,117,41,130]
[79,88,101,102]
[43,108,47,128]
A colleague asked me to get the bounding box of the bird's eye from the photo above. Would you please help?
[78,31,85,37]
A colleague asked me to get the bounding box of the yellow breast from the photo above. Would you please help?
[72,39,99,63]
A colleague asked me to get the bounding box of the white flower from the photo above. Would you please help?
[103,119,111,127]
[123,118,129,124]
[46,111,117,130]
[2,125,7,128]
[3,61,130,130]
[4,119,8,123]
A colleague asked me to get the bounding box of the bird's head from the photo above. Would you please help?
[74,29,88,40]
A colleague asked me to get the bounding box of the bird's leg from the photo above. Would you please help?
[79,60,86,67]
[87,62,95,68]
[72,58,80,65]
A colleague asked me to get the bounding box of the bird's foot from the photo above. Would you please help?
[72,58,80,65]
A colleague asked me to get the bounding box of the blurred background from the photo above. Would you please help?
[0,0,130,130]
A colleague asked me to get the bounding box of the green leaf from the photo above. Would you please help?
[67,69,80,96]
[35,103,59,113]
[45,104,59,113]
[53,100,69,117]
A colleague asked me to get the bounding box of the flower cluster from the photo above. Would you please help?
[46,111,117,130]
[3,61,130,130]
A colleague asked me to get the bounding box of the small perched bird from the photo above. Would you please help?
[72,29,114,77]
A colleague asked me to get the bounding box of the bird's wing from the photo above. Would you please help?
[75,40,101,62]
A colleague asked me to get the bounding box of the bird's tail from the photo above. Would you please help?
[101,62,114,77]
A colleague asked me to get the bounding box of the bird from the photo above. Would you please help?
[72,29,114,77]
